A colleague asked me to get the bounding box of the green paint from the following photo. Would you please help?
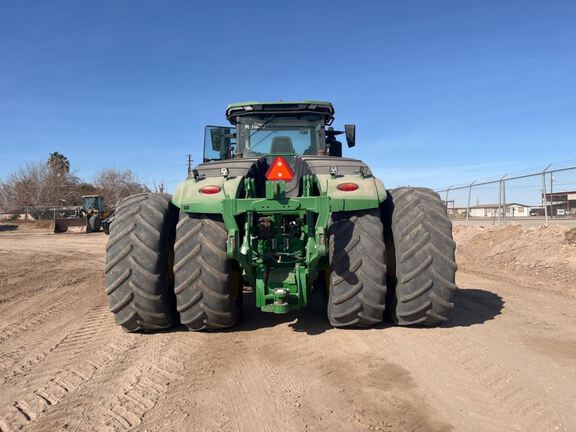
[171,100,386,315]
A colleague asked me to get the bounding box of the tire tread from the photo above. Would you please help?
[105,193,178,332]
[173,214,239,331]
[328,209,387,328]
[384,187,458,326]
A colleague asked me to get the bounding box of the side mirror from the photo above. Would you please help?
[344,124,356,147]
[205,126,236,162]
[211,128,232,151]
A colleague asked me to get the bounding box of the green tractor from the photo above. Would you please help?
[105,101,457,331]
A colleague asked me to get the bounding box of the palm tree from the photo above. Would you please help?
[48,152,70,173]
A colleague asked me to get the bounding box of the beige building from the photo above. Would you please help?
[543,190,576,216]
[469,203,530,218]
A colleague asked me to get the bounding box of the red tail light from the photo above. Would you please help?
[200,185,222,194]
[266,157,294,181]
[336,183,359,192]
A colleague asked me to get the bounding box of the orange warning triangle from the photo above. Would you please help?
[266,156,294,181]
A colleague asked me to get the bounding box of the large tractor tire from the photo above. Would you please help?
[105,193,178,332]
[383,187,458,326]
[327,209,387,328]
[173,213,242,331]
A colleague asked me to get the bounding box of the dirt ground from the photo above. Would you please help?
[0,224,575,432]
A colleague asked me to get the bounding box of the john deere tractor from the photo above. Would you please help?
[105,101,457,332]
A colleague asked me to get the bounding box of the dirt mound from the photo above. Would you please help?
[454,224,576,296]
[566,228,576,245]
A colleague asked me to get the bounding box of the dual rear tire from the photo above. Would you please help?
[105,188,457,332]
[173,214,242,331]
[327,209,387,327]
[105,193,178,332]
[325,188,457,328]
[105,194,240,332]
[383,188,457,326]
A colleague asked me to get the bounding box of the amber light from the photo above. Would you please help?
[336,183,359,192]
[200,185,222,194]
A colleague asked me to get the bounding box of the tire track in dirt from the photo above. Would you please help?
[0,303,110,386]
[135,316,452,432]
[0,255,61,303]
[132,331,306,432]
[0,290,78,346]
[443,339,565,431]
[0,300,134,431]
[25,334,203,432]
[91,339,192,432]
[372,306,569,431]
[216,353,295,432]
[0,334,136,431]
[262,325,452,432]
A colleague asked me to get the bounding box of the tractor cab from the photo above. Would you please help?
[81,195,105,214]
[203,101,355,164]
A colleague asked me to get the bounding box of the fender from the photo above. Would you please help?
[315,174,386,212]
[299,156,386,212]
[172,158,266,213]
[172,175,244,213]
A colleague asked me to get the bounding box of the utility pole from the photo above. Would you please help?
[187,154,193,176]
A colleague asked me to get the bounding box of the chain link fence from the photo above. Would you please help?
[438,165,576,226]
[0,205,82,221]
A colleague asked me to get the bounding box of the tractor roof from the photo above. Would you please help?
[226,101,335,124]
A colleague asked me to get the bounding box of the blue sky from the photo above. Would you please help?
[1,0,575,195]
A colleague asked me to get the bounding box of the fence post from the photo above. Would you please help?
[497,174,507,225]
[542,173,548,226]
[541,164,552,225]
[498,180,501,225]
[444,186,452,213]
[502,179,507,225]
[466,180,476,225]
[550,171,554,219]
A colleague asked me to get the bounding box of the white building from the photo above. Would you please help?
[469,203,530,218]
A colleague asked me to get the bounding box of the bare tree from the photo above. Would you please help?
[93,169,149,207]
[0,160,82,218]
[152,180,165,194]
[1,155,149,218]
